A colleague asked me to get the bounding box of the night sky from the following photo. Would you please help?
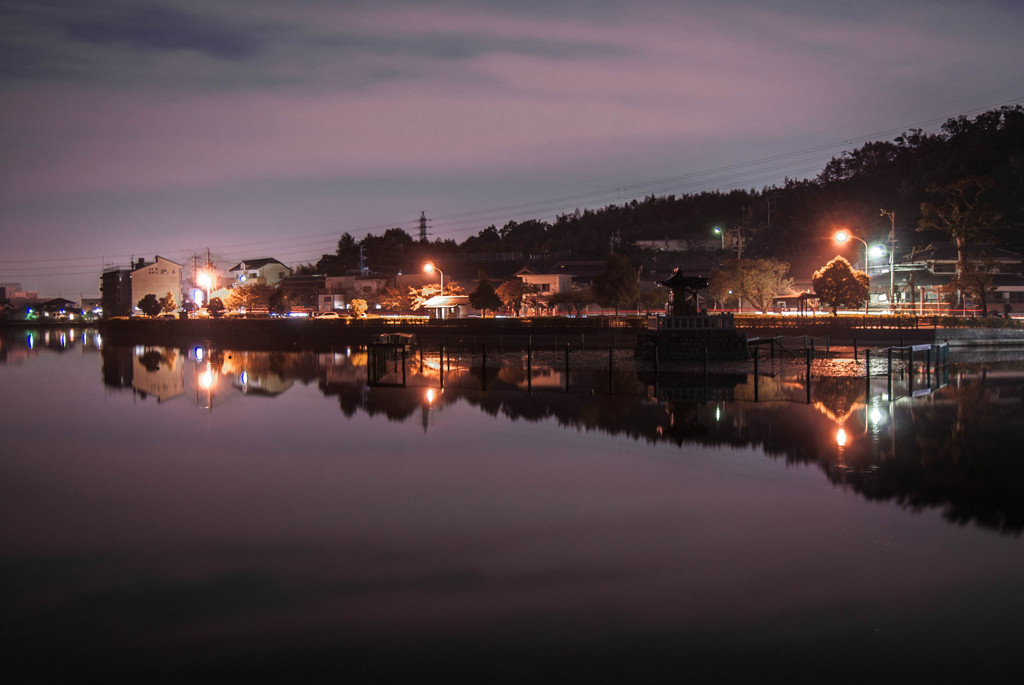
[2,0,1022,298]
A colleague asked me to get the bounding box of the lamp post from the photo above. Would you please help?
[880,209,896,312]
[835,230,871,315]
[423,262,444,319]
[713,226,725,249]
[423,262,443,295]
[197,272,213,308]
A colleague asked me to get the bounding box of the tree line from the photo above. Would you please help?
[285,106,1023,315]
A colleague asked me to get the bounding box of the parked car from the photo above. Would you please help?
[156,313,177,320]
[313,311,342,319]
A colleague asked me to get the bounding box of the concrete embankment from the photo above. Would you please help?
[95,317,643,351]
[933,327,1024,347]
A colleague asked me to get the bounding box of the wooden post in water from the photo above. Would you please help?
[853,338,858,361]
[703,346,709,401]
[907,346,914,395]
[653,344,659,399]
[865,348,871,397]
[805,348,812,404]
[527,342,532,393]
[926,346,933,387]
[564,343,571,392]
[753,347,760,402]
[887,347,893,397]
[608,345,614,394]
[439,344,445,389]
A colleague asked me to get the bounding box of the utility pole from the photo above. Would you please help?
[730,227,744,259]
[881,209,896,311]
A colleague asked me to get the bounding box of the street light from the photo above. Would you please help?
[834,230,876,314]
[423,262,444,319]
[423,262,443,295]
[713,226,724,249]
[197,272,213,307]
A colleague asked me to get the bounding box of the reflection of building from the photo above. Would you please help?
[132,348,184,402]
[131,256,183,315]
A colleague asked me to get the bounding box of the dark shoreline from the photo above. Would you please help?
[6,316,1021,352]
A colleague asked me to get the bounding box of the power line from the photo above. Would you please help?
[4,96,1022,285]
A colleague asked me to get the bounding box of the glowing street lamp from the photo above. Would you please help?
[197,272,213,306]
[834,230,876,314]
[423,262,443,296]
[713,226,725,249]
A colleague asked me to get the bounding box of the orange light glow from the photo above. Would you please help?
[199,364,215,390]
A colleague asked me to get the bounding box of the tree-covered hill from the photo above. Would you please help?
[317,106,1024,282]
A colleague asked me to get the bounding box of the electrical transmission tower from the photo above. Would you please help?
[418,211,431,242]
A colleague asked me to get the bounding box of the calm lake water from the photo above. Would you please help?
[3,327,1024,682]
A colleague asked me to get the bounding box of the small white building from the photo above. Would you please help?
[422,295,470,319]
[131,256,183,313]
[515,267,575,295]
[228,258,293,286]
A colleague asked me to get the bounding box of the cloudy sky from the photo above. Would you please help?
[2,0,1022,298]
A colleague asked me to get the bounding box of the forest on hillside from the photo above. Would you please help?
[314,106,1024,281]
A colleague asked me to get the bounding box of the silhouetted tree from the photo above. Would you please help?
[496,279,533,316]
[469,272,502,316]
[942,253,999,315]
[593,254,640,313]
[225,283,276,311]
[350,298,368,317]
[137,294,161,316]
[207,297,226,317]
[158,291,177,313]
[812,256,869,315]
[710,258,793,314]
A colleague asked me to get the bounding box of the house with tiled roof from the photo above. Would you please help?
[228,258,292,286]
[889,242,1024,314]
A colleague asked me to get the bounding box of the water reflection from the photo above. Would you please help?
[4,328,1024,679]
[0,326,101,362]
[4,328,1023,534]
[66,337,1020,534]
